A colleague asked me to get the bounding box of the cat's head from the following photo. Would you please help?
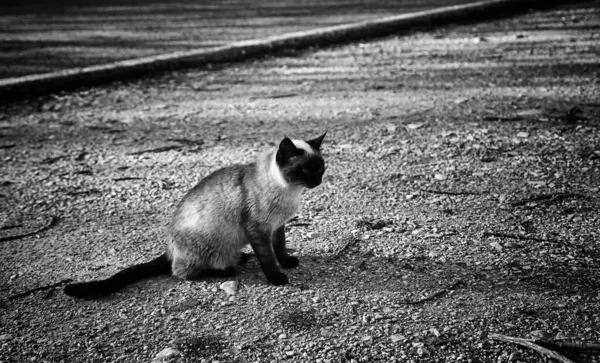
[276,132,327,189]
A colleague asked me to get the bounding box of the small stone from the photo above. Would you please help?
[555,332,567,340]
[529,330,551,339]
[285,350,295,356]
[490,242,503,252]
[154,347,181,361]
[278,333,288,340]
[219,281,238,296]
[390,334,405,343]
[508,351,520,361]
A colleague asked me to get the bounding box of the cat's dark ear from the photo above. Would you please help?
[307,131,327,151]
[276,137,302,164]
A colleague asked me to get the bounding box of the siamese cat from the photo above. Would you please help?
[64,133,327,298]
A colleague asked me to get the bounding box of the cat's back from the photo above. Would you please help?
[171,163,255,231]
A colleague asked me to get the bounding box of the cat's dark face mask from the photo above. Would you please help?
[276,133,326,188]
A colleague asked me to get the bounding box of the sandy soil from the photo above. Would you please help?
[1,1,599,362]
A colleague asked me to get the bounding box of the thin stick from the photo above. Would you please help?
[538,339,600,352]
[483,116,524,122]
[8,279,73,300]
[482,232,556,244]
[0,216,58,243]
[166,138,204,146]
[511,193,585,207]
[128,145,181,155]
[113,177,144,181]
[288,223,311,228]
[421,189,484,196]
[249,93,298,100]
[489,334,576,363]
[403,280,463,305]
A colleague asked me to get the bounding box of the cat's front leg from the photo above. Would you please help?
[246,224,288,286]
[272,226,299,269]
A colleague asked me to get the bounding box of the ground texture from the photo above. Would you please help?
[0,0,475,79]
[1,1,600,363]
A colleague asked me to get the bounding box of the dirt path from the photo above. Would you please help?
[1,1,599,362]
[0,0,475,79]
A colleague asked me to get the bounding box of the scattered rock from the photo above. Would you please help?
[406,123,425,130]
[390,334,405,343]
[219,281,238,296]
[490,242,503,252]
[154,347,181,361]
[529,330,552,339]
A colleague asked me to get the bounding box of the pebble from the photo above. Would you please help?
[154,347,181,361]
[508,351,520,361]
[390,334,405,343]
[529,330,551,339]
[219,281,238,295]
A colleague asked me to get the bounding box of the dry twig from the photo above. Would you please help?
[483,115,524,122]
[538,339,600,352]
[403,280,464,305]
[113,177,144,181]
[489,334,575,363]
[511,193,585,207]
[421,189,484,196]
[249,93,298,100]
[9,279,73,300]
[128,145,181,155]
[167,138,204,146]
[288,222,311,228]
[482,232,556,244]
[0,216,58,243]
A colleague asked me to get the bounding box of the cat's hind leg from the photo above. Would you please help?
[171,257,202,280]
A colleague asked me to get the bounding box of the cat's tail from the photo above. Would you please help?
[63,253,171,298]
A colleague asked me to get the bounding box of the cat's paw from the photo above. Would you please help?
[267,271,289,286]
[279,256,299,269]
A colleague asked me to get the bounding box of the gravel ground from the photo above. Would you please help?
[0,0,475,79]
[1,1,600,362]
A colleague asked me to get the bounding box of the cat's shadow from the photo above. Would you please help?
[95,252,597,302]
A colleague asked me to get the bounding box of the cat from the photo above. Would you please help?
[63,132,327,298]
